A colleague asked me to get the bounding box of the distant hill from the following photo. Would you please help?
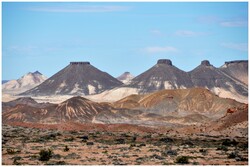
[2,80,9,84]
[117,72,134,84]
[2,71,47,94]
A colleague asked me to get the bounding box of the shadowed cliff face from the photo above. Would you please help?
[20,62,123,96]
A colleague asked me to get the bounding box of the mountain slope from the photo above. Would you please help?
[127,59,194,93]
[189,60,248,103]
[20,62,123,96]
[220,60,248,85]
[205,104,248,137]
[113,88,244,119]
[2,71,47,94]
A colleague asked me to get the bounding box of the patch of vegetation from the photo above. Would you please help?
[102,150,108,154]
[228,151,238,159]
[115,138,125,144]
[150,154,164,160]
[163,150,178,156]
[6,148,16,154]
[175,156,189,164]
[199,149,207,155]
[159,137,173,143]
[11,156,22,161]
[222,139,238,146]
[64,137,74,142]
[81,135,89,140]
[39,149,53,161]
[235,156,248,162]
[70,131,78,135]
[192,161,199,165]
[142,134,151,139]
[86,142,94,145]
[64,145,69,152]
[13,159,21,165]
[182,141,194,146]
[217,145,228,151]
[238,142,248,150]
[121,133,130,137]
[138,143,146,147]
[132,136,137,142]
[42,133,57,140]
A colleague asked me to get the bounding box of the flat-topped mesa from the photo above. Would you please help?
[70,62,90,65]
[157,59,172,66]
[201,60,211,66]
[225,60,248,65]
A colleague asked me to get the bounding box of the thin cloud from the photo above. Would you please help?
[144,46,178,53]
[27,5,131,13]
[150,29,165,36]
[220,20,247,27]
[221,43,248,52]
[175,30,209,37]
[196,16,220,24]
[7,45,38,53]
[197,15,247,27]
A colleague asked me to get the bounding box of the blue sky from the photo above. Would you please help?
[2,2,248,80]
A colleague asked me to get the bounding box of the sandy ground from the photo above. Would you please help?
[2,124,248,165]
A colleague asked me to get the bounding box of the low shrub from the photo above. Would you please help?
[39,149,53,161]
[222,139,238,146]
[164,150,178,156]
[86,142,94,146]
[81,136,89,140]
[6,148,15,154]
[217,145,228,151]
[176,156,189,164]
[159,137,173,143]
[115,138,125,144]
[64,145,69,152]
[228,151,238,159]
[64,137,74,142]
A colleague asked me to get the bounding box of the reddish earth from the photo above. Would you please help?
[6,122,162,134]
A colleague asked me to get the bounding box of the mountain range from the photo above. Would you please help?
[3,59,248,103]
[89,59,248,103]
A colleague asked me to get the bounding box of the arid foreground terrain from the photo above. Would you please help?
[2,123,248,165]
